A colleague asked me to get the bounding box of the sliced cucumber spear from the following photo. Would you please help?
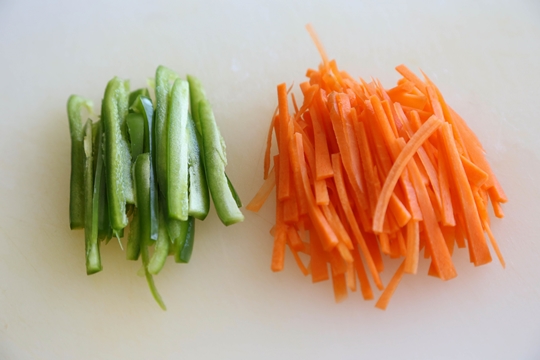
[148,205,171,275]
[167,78,190,221]
[68,67,243,310]
[155,66,179,198]
[67,95,93,229]
[134,153,166,310]
[187,114,210,220]
[174,216,195,264]
[131,95,159,240]
[199,99,244,226]
[102,77,133,234]
[83,119,102,274]
[187,75,244,226]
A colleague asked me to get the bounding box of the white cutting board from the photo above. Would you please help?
[1,0,539,359]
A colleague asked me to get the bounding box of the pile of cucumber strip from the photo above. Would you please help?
[67,66,244,309]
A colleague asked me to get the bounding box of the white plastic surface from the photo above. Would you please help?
[1,1,539,359]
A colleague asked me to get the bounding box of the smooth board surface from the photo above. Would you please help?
[1,1,539,359]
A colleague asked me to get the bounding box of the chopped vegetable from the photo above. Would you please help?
[199,98,245,226]
[102,77,133,234]
[187,115,210,220]
[67,66,243,309]
[67,95,94,229]
[83,119,102,275]
[131,95,159,240]
[248,25,506,309]
[167,78,190,221]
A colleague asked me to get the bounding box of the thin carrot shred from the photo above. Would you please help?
[248,26,507,309]
[246,166,275,212]
[373,116,443,233]
[375,261,406,310]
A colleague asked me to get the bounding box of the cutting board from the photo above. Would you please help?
[1,0,540,359]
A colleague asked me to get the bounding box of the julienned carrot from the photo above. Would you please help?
[277,83,291,201]
[310,104,334,180]
[246,166,275,212]
[249,26,506,309]
[264,84,294,180]
[404,220,419,274]
[407,146,457,281]
[375,261,406,310]
[441,123,492,266]
[332,153,383,290]
[372,116,443,233]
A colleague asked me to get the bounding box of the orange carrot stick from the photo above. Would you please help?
[351,242,374,300]
[409,160,457,280]
[306,24,329,67]
[404,220,420,274]
[451,108,507,203]
[328,93,367,210]
[246,166,275,212]
[375,261,406,310]
[395,65,427,95]
[292,133,339,251]
[264,113,277,180]
[373,116,443,233]
[437,141,456,226]
[441,123,492,266]
[299,129,330,206]
[345,261,356,291]
[354,120,379,215]
[332,273,348,303]
[265,83,295,180]
[271,224,287,272]
[482,220,505,268]
[309,229,329,283]
[331,153,383,290]
[310,104,334,180]
[277,83,291,201]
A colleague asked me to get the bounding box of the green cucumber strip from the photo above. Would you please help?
[186,75,207,174]
[226,173,243,208]
[126,207,141,260]
[97,133,109,241]
[155,66,179,198]
[67,95,94,229]
[186,75,206,136]
[148,206,171,275]
[141,240,166,311]
[126,113,145,160]
[83,119,102,274]
[199,100,244,226]
[97,132,112,242]
[176,217,195,264]
[102,77,133,232]
[167,78,190,221]
[135,152,163,308]
[91,120,101,176]
[91,122,105,267]
[187,115,210,220]
[129,88,149,108]
[172,217,190,263]
[131,96,158,240]
[134,153,152,248]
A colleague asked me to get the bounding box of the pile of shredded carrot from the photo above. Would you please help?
[247,25,507,309]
